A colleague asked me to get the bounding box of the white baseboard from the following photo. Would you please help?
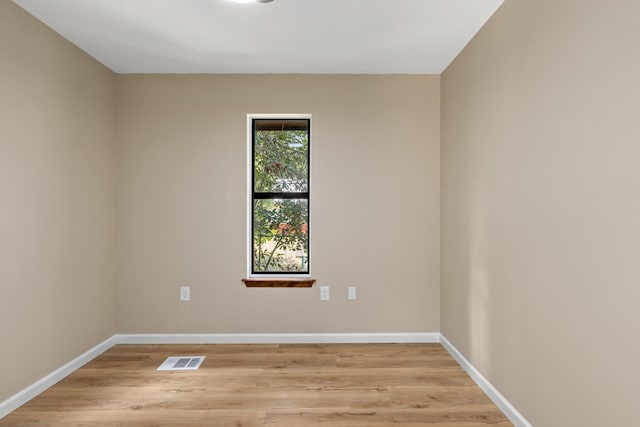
[1,331,530,427]
[0,335,118,419]
[115,332,440,345]
[0,332,437,419]
[440,334,532,427]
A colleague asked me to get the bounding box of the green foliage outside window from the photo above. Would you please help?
[252,122,309,273]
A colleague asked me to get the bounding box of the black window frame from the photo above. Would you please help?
[250,117,311,275]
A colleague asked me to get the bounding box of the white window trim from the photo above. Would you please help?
[246,113,312,278]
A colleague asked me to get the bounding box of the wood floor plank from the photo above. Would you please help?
[0,344,512,426]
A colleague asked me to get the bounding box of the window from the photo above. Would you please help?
[249,116,310,275]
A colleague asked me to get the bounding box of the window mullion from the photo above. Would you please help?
[253,192,309,200]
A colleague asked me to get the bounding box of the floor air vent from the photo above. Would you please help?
[157,356,205,371]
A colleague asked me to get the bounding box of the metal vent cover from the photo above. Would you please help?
[157,356,205,371]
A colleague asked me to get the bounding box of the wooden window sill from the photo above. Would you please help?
[242,278,315,288]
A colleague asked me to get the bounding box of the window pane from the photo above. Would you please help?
[253,199,309,273]
[254,120,309,193]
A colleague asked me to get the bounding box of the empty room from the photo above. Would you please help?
[1,0,639,426]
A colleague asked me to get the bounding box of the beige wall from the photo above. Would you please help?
[441,0,640,426]
[0,1,117,402]
[116,74,440,333]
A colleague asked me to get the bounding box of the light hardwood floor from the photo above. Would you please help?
[1,343,513,426]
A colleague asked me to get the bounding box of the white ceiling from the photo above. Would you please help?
[13,0,503,74]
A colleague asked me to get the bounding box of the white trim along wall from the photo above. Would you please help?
[0,333,531,426]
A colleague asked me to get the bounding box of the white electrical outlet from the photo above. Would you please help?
[180,286,190,301]
[320,286,330,301]
[348,286,357,300]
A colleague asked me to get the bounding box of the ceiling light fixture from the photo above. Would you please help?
[228,0,273,3]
